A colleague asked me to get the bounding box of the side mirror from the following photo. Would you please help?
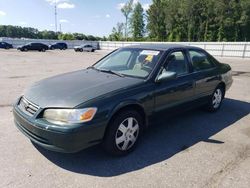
[156,71,177,83]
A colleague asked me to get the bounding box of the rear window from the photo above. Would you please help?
[189,50,215,71]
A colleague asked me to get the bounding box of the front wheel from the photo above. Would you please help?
[102,110,143,156]
[206,87,224,112]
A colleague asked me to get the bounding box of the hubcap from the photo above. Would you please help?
[115,117,139,151]
[212,89,222,108]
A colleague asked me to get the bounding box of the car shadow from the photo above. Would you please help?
[34,98,250,177]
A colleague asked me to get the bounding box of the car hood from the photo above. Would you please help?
[24,69,143,108]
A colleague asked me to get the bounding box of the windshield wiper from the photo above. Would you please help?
[98,69,125,77]
[87,66,98,70]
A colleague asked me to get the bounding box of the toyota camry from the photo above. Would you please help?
[13,44,233,156]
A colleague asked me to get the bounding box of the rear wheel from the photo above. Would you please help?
[91,49,95,52]
[80,48,83,52]
[206,86,224,112]
[103,110,142,156]
[41,48,46,52]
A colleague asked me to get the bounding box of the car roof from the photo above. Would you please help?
[123,44,203,51]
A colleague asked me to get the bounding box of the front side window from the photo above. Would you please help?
[94,48,163,78]
[164,51,189,76]
[189,50,214,71]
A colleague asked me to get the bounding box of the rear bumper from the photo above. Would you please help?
[13,105,106,153]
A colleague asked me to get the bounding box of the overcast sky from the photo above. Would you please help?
[0,0,151,36]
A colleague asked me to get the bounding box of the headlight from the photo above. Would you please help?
[43,108,97,124]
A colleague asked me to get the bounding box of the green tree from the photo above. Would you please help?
[58,33,75,40]
[108,22,124,41]
[121,0,134,40]
[147,0,166,41]
[130,2,145,40]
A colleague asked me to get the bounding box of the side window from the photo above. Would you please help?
[164,51,188,76]
[189,50,214,71]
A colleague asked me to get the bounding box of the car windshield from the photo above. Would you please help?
[94,48,163,78]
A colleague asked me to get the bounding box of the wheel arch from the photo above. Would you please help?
[217,82,226,98]
[104,101,148,137]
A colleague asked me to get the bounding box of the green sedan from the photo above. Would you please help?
[13,44,233,156]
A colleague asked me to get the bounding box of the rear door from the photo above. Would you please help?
[30,43,37,50]
[188,49,220,99]
[154,50,195,112]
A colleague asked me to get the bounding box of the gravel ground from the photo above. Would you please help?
[0,49,249,188]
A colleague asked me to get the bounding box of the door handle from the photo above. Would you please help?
[206,75,219,82]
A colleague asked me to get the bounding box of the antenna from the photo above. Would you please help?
[54,0,57,32]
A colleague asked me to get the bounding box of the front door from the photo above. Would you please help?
[154,50,195,113]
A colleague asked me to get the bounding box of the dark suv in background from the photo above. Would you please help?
[17,43,49,52]
[49,42,68,50]
[0,42,13,49]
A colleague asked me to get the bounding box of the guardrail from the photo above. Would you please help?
[1,38,249,58]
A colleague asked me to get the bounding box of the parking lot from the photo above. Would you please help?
[0,49,249,188]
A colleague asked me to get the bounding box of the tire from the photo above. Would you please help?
[91,49,95,52]
[80,49,83,52]
[206,86,224,112]
[102,110,143,156]
[24,48,28,52]
[41,48,46,52]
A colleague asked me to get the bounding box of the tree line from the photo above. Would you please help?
[0,25,103,41]
[109,0,250,42]
[1,0,249,42]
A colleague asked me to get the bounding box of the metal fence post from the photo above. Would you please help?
[221,43,225,57]
[242,43,247,58]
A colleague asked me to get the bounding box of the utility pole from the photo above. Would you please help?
[54,0,57,32]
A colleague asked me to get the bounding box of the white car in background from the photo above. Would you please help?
[74,44,96,52]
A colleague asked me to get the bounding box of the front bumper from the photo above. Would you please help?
[13,104,106,153]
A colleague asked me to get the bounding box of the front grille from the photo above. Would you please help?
[18,97,39,116]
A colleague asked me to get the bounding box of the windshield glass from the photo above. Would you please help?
[94,48,163,78]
